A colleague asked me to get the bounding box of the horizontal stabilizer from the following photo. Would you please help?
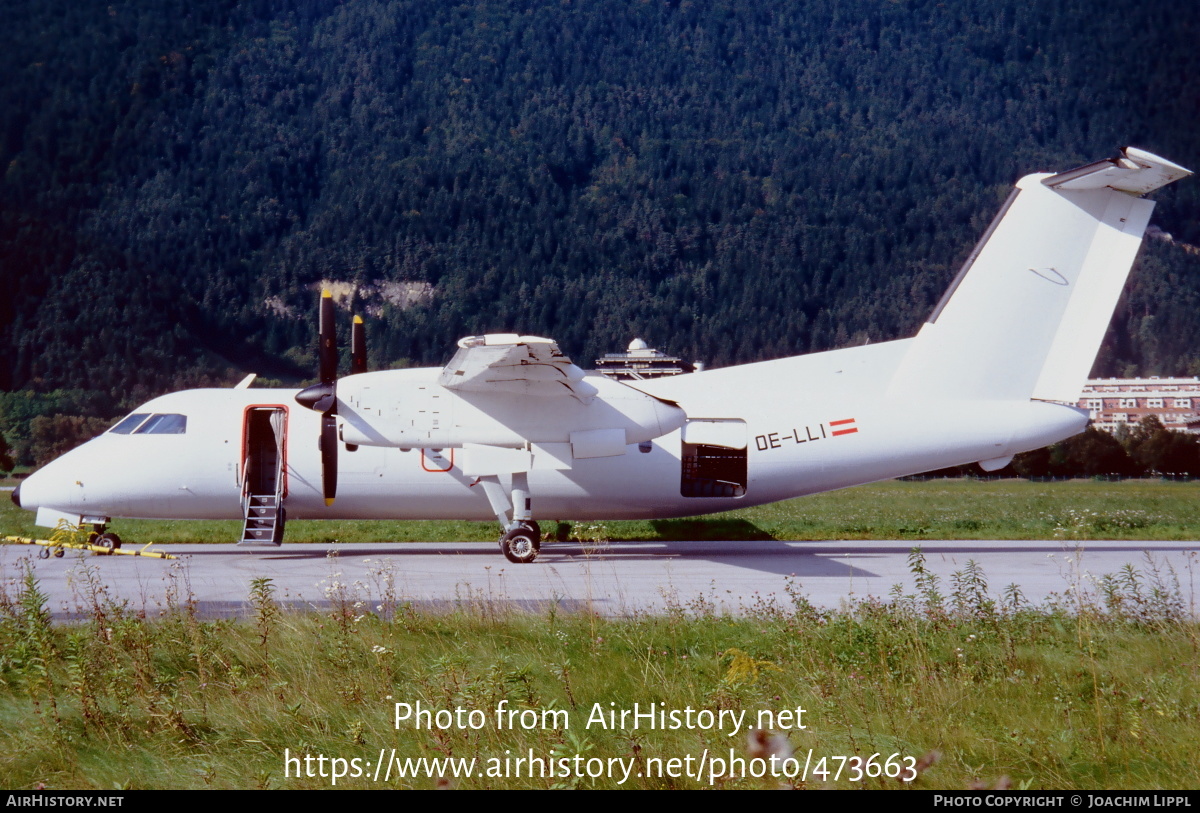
[1042,147,1192,195]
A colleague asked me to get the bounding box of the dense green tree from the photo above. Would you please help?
[1060,428,1139,477]
[28,415,112,467]
[1,0,1197,430]
[1013,420,1198,479]
[1121,415,1200,476]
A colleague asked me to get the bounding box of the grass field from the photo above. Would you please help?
[4,477,1200,544]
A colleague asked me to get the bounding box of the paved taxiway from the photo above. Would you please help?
[2,539,1197,619]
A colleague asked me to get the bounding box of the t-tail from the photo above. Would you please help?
[889,147,1192,405]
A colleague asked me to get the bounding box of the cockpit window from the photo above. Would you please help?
[109,413,150,434]
[133,414,188,435]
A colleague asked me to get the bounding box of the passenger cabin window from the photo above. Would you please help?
[134,414,188,434]
[109,413,150,434]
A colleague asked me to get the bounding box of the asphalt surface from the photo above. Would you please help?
[3,538,1198,620]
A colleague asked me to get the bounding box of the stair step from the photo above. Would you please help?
[239,491,283,546]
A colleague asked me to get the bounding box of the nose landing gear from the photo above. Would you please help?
[86,524,122,553]
[94,532,122,552]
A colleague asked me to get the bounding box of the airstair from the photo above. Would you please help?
[237,407,287,546]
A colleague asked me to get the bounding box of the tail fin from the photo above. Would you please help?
[888,147,1191,403]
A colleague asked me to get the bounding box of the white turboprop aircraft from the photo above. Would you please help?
[12,148,1192,562]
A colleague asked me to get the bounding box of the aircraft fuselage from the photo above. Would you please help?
[16,340,1086,526]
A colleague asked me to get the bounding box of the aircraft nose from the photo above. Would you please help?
[10,482,19,508]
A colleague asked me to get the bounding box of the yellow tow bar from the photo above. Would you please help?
[1,535,177,560]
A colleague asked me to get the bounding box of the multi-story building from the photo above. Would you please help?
[1078,377,1200,433]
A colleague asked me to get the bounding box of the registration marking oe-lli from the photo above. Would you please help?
[754,418,858,452]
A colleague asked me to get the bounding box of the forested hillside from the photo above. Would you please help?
[2,0,1199,456]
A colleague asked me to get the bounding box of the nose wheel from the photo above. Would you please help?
[94,532,122,553]
[86,524,122,554]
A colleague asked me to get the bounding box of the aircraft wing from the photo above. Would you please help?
[438,334,598,401]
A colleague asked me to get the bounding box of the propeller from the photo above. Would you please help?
[295,290,367,506]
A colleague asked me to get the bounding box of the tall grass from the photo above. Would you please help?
[0,549,1196,789]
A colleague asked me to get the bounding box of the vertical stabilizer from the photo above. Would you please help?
[888,148,1191,403]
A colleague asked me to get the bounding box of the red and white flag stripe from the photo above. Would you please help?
[829,418,858,436]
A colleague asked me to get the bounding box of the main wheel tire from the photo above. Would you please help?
[95,532,122,553]
[500,521,541,552]
[500,528,540,564]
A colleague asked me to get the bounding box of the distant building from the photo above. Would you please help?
[1078,377,1200,433]
[594,339,696,380]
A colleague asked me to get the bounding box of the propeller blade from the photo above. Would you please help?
[298,290,343,504]
[351,315,367,375]
[320,414,338,505]
[319,289,337,386]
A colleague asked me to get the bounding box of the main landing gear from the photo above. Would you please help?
[475,472,542,563]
